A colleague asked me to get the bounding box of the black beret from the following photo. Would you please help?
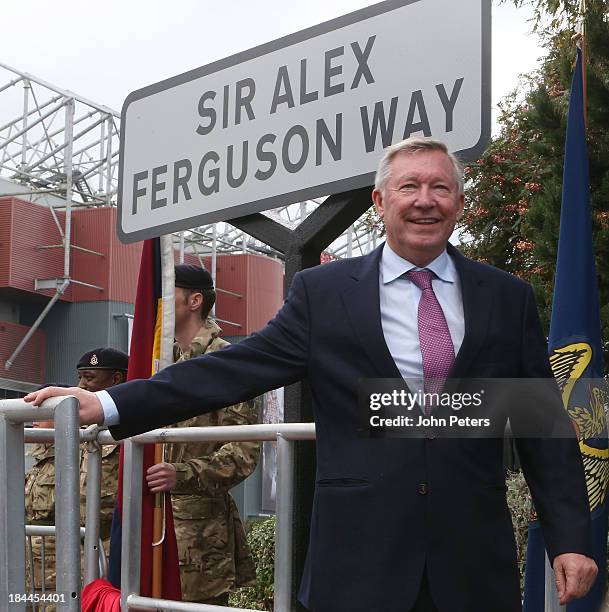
[175,264,214,291]
[77,347,129,372]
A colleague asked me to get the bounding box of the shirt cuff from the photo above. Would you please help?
[95,390,120,426]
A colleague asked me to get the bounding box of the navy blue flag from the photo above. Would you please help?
[523,47,609,611]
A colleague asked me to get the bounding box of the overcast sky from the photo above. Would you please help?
[1,0,544,131]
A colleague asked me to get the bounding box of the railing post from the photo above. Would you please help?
[0,413,26,610]
[54,396,82,610]
[545,554,565,611]
[274,434,294,612]
[121,438,144,609]
[83,431,102,583]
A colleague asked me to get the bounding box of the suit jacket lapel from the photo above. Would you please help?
[341,245,403,379]
[341,243,492,382]
[448,244,493,379]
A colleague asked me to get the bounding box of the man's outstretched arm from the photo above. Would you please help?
[25,271,311,437]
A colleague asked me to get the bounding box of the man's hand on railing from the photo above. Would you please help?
[24,386,104,426]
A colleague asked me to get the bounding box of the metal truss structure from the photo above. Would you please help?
[0,63,379,261]
[0,63,379,367]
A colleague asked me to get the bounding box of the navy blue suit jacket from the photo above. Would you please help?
[109,244,591,612]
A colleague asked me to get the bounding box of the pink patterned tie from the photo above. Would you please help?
[406,270,455,408]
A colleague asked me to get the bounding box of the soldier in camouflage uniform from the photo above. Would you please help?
[145,264,260,606]
[24,349,127,592]
[25,422,59,592]
[76,347,128,556]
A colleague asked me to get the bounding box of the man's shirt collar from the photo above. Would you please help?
[380,243,457,284]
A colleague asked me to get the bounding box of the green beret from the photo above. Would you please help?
[77,347,129,371]
[174,264,214,291]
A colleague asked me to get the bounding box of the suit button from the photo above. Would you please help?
[417,483,428,495]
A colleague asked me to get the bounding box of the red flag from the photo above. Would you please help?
[82,579,120,611]
[106,238,181,600]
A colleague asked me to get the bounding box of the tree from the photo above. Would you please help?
[460,0,609,360]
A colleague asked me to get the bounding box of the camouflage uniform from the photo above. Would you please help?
[25,442,57,591]
[24,439,119,590]
[166,320,260,602]
[79,442,120,552]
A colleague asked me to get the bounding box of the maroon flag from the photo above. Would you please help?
[106,237,181,600]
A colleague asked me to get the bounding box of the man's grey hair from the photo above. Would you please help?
[374,137,464,196]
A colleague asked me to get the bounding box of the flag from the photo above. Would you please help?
[106,236,182,600]
[523,47,609,611]
[82,579,121,612]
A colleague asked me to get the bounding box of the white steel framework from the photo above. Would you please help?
[0,64,379,367]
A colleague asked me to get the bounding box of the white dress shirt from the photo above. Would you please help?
[379,243,465,391]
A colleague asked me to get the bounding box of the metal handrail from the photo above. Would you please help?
[0,396,81,611]
[25,526,108,583]
[119,423,315,612]
[3,395,315,612]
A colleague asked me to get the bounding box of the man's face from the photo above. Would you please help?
[372,149,464,266]
[174,286,203,332]
[77,368,123,392]
[174,286,191,331]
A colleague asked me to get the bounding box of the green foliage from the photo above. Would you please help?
[506,0,582,35]
[461,0,609,365]
[506,471,534,590]
[229,516,276,611]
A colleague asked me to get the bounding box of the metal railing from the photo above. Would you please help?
[24,424,107,587]
[97,422,316,612]
[25,526,108,597]
[1,396,316,611]
[0,397,81,611]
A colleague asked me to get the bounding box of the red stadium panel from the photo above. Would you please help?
[0,197,72,300]
[1,197,283,336]
[0,320,45,383]
[180,253,283,336]
[70,207,142,303]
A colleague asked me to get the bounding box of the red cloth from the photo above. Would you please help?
[82,579,120,612]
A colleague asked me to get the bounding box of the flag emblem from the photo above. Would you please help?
[550,342,609,511]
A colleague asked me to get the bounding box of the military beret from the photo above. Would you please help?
[77,347,129,372]
[174,264,214,291]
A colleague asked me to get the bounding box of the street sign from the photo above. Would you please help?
[118,0,490,242]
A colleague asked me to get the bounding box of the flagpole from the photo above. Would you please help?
[151,234,176,598]
[580,0,587,127]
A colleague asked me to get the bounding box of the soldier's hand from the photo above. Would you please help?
[24,386,104,426]
[553,552,597,604]
[146,462,177,492]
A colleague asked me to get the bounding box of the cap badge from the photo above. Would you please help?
[90,354,98,366]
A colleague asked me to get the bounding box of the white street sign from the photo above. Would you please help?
[118,0,490,242]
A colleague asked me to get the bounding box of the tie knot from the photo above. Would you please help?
[406,269,434,290]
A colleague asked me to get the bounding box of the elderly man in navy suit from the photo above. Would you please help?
[28,137,597,612]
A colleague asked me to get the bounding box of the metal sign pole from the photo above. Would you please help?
[231,186,373,610]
